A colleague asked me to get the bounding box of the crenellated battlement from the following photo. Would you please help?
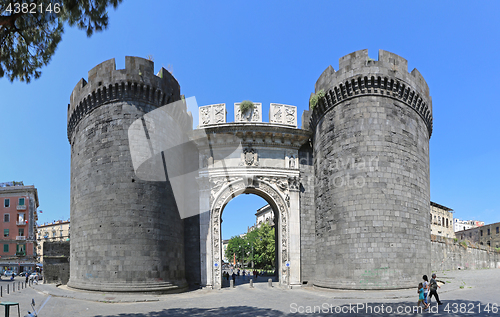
[67,56,184,142]
[312,49,433,137]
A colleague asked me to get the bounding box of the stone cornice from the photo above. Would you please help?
[192,123,311,149]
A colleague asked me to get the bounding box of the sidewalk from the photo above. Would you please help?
[30,269,466,303]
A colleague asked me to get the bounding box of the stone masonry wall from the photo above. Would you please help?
[67,57,191,293]
[43,241,70,285]
[431,235,500,271]
[311,50,432,289]
[299,142,315,284]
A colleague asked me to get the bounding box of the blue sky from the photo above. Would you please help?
[1,1,499,239]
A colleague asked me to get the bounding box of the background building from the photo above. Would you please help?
[430,201,455,238]
[247,204,275,233]
[0,181,38,273]
[37,220,70,263]
[456,222,500,248]
[454,218,484,232]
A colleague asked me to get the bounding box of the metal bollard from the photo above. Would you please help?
[230,279,234,288]
[7,284,9,294]
[1,285,2,297]
[268,278,272,287]
[250,279,254,288]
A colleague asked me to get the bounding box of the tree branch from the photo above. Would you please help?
[0,12,23,27]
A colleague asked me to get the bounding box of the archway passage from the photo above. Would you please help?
[220,193,278,288]
[206,176,300,289]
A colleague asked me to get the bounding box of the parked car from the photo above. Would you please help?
[3,271,16,277]
[29,272,42,280]
[19,271,29,277]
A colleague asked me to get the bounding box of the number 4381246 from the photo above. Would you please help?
[4,2,61,14]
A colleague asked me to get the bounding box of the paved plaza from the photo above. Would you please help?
[0,269,498,316]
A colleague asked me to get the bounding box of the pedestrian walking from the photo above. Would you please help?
[417,282,430,310]
[428,273,443,305]
[422,275,430,306]
[232,272,236,284]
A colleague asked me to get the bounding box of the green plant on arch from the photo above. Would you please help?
[239,100,255,115]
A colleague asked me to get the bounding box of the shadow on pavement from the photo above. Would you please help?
[93,300,498,316]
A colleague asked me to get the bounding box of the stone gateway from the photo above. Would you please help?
[67,49,433,292]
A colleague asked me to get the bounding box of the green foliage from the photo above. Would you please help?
[453,238,458,243]
[309,89,325,110]
[239,100,254,114]
[460,241,468,249]
[0,0,122,83]
[225,222,275,269]
[226,235,246,264]
[253,223,275,270]
[495,247,500,253]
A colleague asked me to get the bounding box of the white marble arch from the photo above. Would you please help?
[200,174,301,289]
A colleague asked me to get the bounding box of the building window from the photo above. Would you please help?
[3,244,8,252]
[4,199,9,207]
[446,218,449,227]
[18,228,24,237]
[3,229,8,237]
[4,214,9,222]
[60,230,63,237]
[488,229,490,235]
[18,198,25,206]
[16,244,26,255]
[481,230,483,236]
[497,227,499,234]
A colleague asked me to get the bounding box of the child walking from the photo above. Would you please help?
[417,282,430,310]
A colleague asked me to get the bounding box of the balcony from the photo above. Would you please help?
[16,252,26,257]
[16,205,26,210]
[16,220,27,226]
[16,236,26,240]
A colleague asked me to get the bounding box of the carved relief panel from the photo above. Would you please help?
[270,103,297,127]
[199,104,226,127]
[234,103,263,123]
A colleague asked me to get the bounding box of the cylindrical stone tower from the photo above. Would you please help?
[310,49,432,289]
[67,57,190,292]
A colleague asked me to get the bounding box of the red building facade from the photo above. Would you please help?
[0,181,38,273]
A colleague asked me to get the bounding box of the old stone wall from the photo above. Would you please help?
[43,241,70,285]
[311,49,432,289]
[67,57,191,293]
[299,142,315,285]
[431,235,500,271]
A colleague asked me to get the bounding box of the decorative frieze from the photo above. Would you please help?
[270,103,297,128]
[234,102,262,123]
[199,104,226,127]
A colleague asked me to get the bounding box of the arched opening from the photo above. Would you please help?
[220,193,278,288]
[209,177,293,289]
